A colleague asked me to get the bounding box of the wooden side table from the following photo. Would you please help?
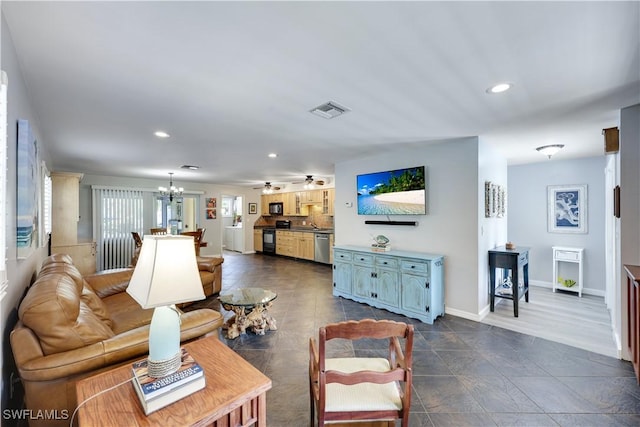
[489,246,530,317]
[75,336,271,426]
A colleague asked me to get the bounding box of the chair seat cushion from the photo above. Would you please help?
[324,357,402,413]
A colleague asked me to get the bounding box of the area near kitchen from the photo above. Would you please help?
[253,188,334,264]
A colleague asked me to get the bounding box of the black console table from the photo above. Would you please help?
[489,246,530,317]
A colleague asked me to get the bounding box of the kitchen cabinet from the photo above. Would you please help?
[296,232,315,261]
[51,172,96,274]
[260,189,334,217]
[283,193,308,216]
[332,245,444,324]
[260,195,272,216]
[322,188,334,215]
[276,230,296,257]
[301,190,322,204]
[253,229,263,252]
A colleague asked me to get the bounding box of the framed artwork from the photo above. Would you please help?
[548,184,587,233]
[248,202,257,215]
[484,181,506,218]
[17,119,39,258]
[205,198,216,220]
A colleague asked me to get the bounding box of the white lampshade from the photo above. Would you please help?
[127,235,205,308]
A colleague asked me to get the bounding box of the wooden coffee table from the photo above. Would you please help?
[219,288,277,339]
[75,335,271,426]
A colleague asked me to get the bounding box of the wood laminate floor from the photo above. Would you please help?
[482,286,618,358]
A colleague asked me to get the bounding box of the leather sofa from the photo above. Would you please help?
[131,247,224,297]
[10,254,224,427]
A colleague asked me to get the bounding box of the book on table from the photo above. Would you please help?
[132,348,206,415]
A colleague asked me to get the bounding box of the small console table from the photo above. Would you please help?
[552,246,584,297]
[489,245,530,317]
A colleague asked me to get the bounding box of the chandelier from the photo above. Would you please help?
[159,172,183,201]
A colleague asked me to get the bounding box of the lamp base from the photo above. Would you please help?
[147,350,182,378]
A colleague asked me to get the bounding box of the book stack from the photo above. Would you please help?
[132,348,205,415]
[371,243,391,252]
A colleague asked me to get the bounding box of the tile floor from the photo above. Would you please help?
[186,252,640,426]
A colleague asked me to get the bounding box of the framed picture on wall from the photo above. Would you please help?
[248,203,257,215]
[547,184,587,233]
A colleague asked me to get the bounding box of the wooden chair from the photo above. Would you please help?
[149,228,167,235]
[181,229,204,256]
[309,319,414,426]
[131,231,143,248]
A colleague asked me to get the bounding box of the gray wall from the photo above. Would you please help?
[335,137,499,318]
[508,156,606,294]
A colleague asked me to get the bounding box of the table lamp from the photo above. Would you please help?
[127,235,205,378]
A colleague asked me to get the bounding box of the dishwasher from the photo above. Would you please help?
[314,233,331,264]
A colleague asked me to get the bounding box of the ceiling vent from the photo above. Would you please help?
[309,101,351,119]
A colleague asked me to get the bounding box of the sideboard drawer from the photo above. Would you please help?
[401,260,429,274]
[376,257,398,269]
[352,253,374,266]
[334,250,352,262]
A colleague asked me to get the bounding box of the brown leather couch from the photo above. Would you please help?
[10,254,224,427]
[131,247,224,297]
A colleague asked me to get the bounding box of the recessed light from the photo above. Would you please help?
[486,83,513,94]
[268,153,278,158]
[154,131,170,138]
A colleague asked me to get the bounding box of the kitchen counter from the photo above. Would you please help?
[253,226,333,234]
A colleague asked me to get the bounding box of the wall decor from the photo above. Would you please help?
[17,119,39,258]
[548,184,587,233]
[205,197,217,220]
[484,181,506,218]
[248,202,257,215]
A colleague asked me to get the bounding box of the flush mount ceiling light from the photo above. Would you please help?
[310,101,351,119]
[486,83,513,94]
[536,144,565,159]
[154,130,170,138]
[180,164,200,170]
[268,153,278,158]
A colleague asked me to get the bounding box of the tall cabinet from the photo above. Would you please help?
[51,172,96,275]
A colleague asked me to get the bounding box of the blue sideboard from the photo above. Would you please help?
[332,245,445,324]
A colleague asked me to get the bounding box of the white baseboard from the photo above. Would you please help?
[530,280,605,297]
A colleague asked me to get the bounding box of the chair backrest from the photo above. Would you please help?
[131,232,143,248]
[180,230,203,256]
[309,318,414,426]
[149,228,167,235]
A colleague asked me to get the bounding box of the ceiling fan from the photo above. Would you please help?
[293,175,325,188]
[253,182,281,194]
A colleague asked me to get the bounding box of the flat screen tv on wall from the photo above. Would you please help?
[357,166,426,215]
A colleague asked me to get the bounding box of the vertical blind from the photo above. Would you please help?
[93,187,145,270]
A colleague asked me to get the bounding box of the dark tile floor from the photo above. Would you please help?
[187,252,640,426]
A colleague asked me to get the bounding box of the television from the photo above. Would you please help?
[357,166,426,215]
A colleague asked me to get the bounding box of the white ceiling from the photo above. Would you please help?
[2,1,639,188]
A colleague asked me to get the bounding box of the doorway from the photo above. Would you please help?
[221,194,243,252]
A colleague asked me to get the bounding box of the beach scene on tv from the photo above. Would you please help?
[357,167,426,215]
